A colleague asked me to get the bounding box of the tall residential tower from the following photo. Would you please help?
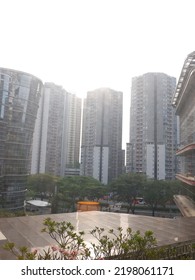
[127,73,177,180]
[31,82,81,176]
[80,88,123,184]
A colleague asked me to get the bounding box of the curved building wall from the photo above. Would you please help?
[0,68,43,210]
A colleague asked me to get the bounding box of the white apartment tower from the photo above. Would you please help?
[31,82,81,176]
[128,73,177,180]
[80,88,123,184]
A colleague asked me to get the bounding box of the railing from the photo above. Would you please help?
[105,239,195,260]
[157,239,195,260]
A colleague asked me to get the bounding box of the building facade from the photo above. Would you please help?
[126,143,133,173]
[0,68,43,210]
[128,73,177,180]
[80,88,123,184]
[172,51,195,186]
[31,82,81,177]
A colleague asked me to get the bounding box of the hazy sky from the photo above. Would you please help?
[0,0,194,148]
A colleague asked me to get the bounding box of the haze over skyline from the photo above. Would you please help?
[0,0,194,148]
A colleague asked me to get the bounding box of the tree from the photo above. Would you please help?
[26,175,106,214]
[27,174,59,201]
[109,173,147,214]
[144,179,186,217]
[53,176,105,213]
[143,180,170,216]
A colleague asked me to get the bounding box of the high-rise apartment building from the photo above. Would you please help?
[126,143,133,173]
[0,68,42,210]
[128,73,177,180]
[31,82,81,177]
[80,88,123,184]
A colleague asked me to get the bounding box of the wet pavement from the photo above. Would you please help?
[1,211,195,259]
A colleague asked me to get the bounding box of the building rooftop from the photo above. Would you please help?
[26,200,51,207]
[1,211,195,259]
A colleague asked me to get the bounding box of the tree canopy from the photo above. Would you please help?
[27,173,59,200]
[109,173,148,213]
[27,174,106,213]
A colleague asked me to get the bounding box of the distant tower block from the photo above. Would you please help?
[77,201,100,212]
[80,88,123,184]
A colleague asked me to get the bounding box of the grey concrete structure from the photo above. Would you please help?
[174,195,195,217]
[172,51,195,186]
[31,83,82,176]
[126,143,133,173]
[0,68,43,210]
[128,73,177,179]
[80,88,123,184]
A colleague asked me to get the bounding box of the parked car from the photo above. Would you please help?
[134,197,146,205]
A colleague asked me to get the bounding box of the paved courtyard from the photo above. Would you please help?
[1,211,195,259]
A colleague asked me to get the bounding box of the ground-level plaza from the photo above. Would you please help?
[1,211,195,259]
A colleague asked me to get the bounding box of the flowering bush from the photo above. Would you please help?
[90,226,158,259]
[4,218,90,260]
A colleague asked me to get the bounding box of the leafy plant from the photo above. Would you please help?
[90,227,158,259]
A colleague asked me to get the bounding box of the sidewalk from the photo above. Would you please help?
[173,195,195,217]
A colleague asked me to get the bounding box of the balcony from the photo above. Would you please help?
[175,144,195,185]
[176,143,195,156]
[175,173,195,186]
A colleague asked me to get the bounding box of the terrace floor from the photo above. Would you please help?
[1,211,195,259]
